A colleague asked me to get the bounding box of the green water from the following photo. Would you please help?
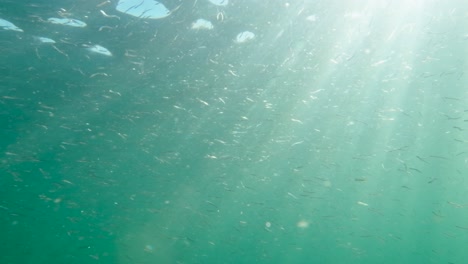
[1,0,468,263]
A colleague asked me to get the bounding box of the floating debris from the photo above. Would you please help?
[0,18,23,32]
[116,0,170,19]
[191,19,213,30]
[35,36,56,44]
[354,177,367,182]
[235,31,255,43]
[48,18,87,27]
[208,0,228,6]
[296,220,309,229]
[86,44,112,56]
[306,15,318,22]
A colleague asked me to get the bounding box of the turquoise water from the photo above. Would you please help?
[1,0,468,263]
